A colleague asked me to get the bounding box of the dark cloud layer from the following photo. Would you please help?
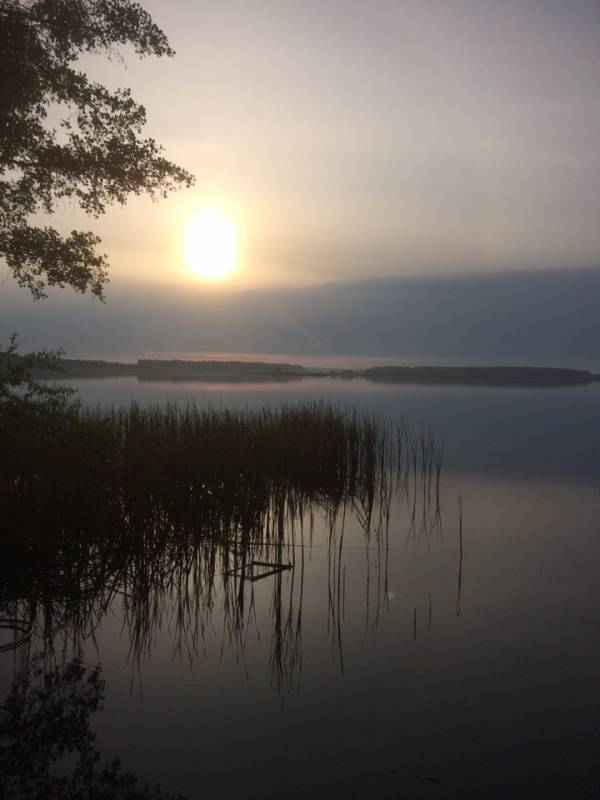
[3,267,600,369]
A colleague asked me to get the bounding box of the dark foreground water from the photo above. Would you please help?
[2,377,600,799]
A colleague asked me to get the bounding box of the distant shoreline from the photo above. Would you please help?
[31,357,600,387]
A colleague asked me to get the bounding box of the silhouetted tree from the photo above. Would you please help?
[0,0,194,300]
[0,332,70,404]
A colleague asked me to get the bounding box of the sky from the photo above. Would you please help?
[3,0,600,359]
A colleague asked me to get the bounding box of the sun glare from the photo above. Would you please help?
[184,209,237,281]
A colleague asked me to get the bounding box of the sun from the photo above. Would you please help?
[184,209,237,281]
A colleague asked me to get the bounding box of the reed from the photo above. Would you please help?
[2,399,442,539]
[0,399,445,678]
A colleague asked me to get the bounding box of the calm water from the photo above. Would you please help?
[3,377,600,798]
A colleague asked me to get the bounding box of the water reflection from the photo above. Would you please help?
[1,407,471,796]
[456,494,464,617]
[1,415,450,692]
[3,392,597,797]
[0,655,180,799]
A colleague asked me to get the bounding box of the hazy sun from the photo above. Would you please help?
[184,209,237,281]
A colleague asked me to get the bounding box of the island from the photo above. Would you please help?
[363,365,599,386]
[26,357,600,386]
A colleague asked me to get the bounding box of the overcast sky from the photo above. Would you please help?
[16,1,600,286]
[3,0,600,357]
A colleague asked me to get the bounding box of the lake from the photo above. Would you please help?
[2,376,600,799]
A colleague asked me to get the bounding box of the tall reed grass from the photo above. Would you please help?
[0,400,444,683]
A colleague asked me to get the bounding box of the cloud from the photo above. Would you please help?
[3,267,600,369]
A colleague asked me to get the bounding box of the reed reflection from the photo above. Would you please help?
[1,403,451,692]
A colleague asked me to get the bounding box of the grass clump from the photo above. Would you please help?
[0,398,444,662]
[1,400,401,537]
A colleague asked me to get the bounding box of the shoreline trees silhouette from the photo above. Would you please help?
[0,0,194,301]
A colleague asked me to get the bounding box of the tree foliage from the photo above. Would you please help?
[0,0,194,300]
[0,332,73,406]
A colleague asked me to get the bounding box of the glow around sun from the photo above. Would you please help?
[184,209,237,281]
